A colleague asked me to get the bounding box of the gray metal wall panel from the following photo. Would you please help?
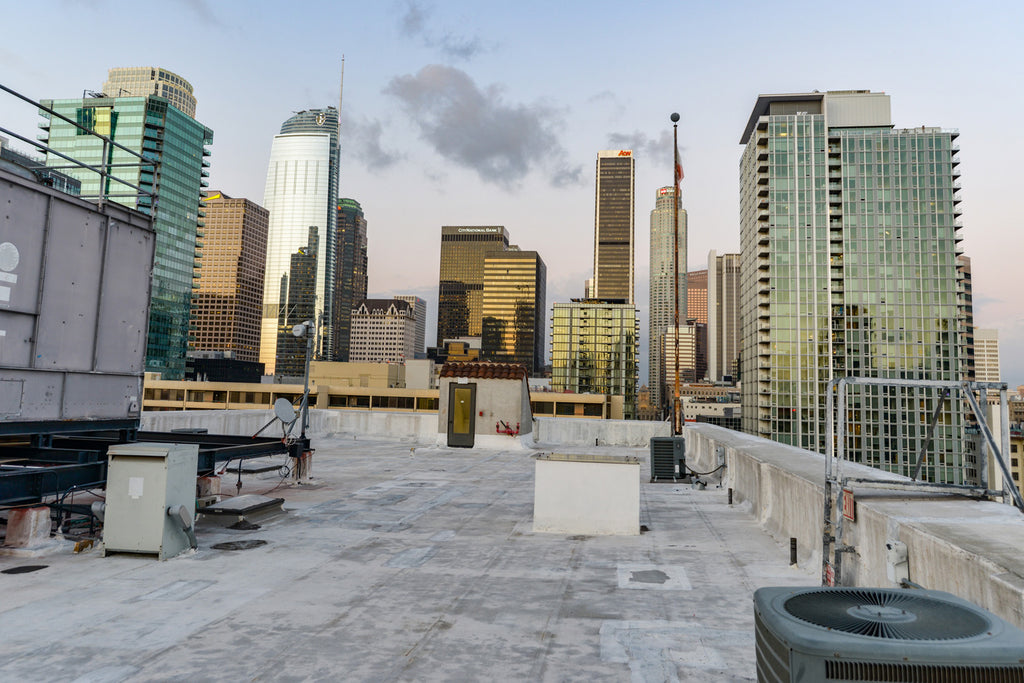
[0,369,63,420]
[34,200,103,371]
[94,218,154,374]
[0,311,35,367]
[0,176,46,314]
[63,373,140,419]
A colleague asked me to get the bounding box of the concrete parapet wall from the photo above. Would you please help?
[142,408,438,443]
[685,423,1024,630]
[534,417,670,447]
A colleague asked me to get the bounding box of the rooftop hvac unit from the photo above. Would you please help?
[649,436,684,482]
[754,586,1024,683]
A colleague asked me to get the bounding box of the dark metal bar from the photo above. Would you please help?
[912,388,949,481]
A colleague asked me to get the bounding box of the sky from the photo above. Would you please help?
[2,0,1022,388]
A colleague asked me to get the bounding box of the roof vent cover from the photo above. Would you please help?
[783,588,989,640]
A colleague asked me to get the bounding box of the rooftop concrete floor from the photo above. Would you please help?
[0,436,817,682]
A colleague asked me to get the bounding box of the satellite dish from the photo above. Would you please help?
[274,397,297,424]
[292,323,306,337]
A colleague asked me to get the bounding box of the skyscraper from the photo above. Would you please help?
[593,150,635,304]
[335,198,368,361]
[481,250,547,375]
[40,71,213,379]
[436,226,509,346]
[707,250,741,383]
[349,298,418,364]
[648,186,687,409]
[551,302,639,418]
[275,227,318,379]
[395,295,427,359]
[739,90,967,481]
[974,329,1000,382]
[189,191,268,363]
[102,67,197,118]
[687,270,707,325]
[260,108,339,375]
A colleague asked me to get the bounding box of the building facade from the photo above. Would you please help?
[739,90,967,482]
[436,225,509,346]
[101,66,197,118]
[974,328,1000,382]
[41,79,213,379]
[648,186,687,411]
[189,191,268,363]
[707,250,742,383]
[349,298,417,364]
[593,150,636,304]
[687,270,708,325]
[334,198,368,361]
[275,227,319,379]
[260,108,340,374]
[396,295,427,359]
[551,301,639,418]
[480,250,547,375]
[664,324,705,388]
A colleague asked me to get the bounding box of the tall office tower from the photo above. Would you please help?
[102,67,197,118]
[648,186,688,410]
[189,191,268,363]
[481,250,547,374]
[551,301,639,418]
[974,329,1000,382]
[436,226,509,346]
[395,295,427,358]
[261,108,340,374]
[334,198,368,361]
[349,298,418,363]
[663,325,703,387]
[959,255,976,381]
[707,250,742,382]
[593,150,636,304]
[687,270,708,324]
[739,90,967,481]
[40,73,213,379]
[275,227,318,379]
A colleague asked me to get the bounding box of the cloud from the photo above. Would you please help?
[342,113,403,171]
[173,0,224,27]
[607,129,676,162]
[385,64,582,188]
[398,0,486,61]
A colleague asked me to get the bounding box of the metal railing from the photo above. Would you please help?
[0,83,158,211]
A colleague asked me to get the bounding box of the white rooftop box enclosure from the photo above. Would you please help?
[103,443,199,560]
[533,453,640,535]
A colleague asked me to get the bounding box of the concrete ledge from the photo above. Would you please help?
[685,423,1024,630]
[534,416,670,447]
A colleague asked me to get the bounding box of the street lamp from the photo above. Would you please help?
[291,320,315,439]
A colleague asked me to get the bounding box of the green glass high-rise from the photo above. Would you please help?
[739,90,969,483]
[551,301,639,419]
[40,82,212,379]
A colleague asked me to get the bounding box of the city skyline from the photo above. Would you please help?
[1,1,1021,387]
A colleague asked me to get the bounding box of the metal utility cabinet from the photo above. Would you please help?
[103,443,199,560]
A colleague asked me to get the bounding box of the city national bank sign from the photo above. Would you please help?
[457,228,500,234]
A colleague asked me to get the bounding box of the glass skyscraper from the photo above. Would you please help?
[40,79,213,379]
[551,302,639,419]
[648,186,687,410]
[739,90,968,482]
[436,226,509,346]
[334,198,368,362]
[593,150,635,304]
[481,249,547,375]
[260,108,339,375]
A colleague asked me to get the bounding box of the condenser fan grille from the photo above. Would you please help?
[783,588,990,640]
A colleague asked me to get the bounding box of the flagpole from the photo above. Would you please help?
[671,112,681,436]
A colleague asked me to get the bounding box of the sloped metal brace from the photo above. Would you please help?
[962,384,1024,511]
